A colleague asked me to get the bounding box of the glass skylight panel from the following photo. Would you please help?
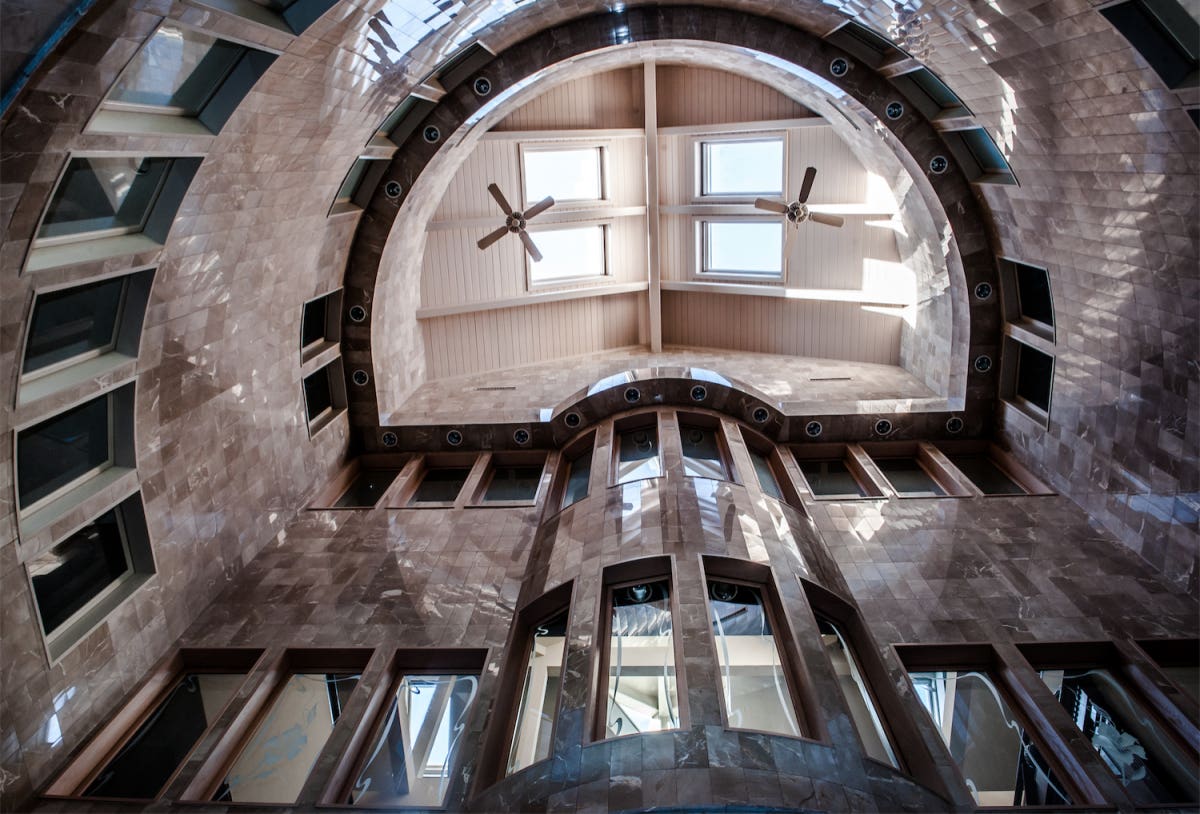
[703,221,783,277]
[529,226,605,284]
[701,138,783,197]
[523,147,602,204]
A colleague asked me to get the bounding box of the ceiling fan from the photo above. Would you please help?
[476,183,555,261]
[754,166,844,242]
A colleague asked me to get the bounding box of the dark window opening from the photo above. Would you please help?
[18,396,111,509]
[1014,262,1054,327]
[411,468,470,504]
[484,464,543,502]
[24,277,126,375]
[1016,344,1054,412]
[1101,0,1199,89]
[948,455,1025,495]
[303,367,333,421]
[874,458,945,497]
[561,448,592,509]
[334,469,400,508]
[800,459,868,498]
[30,509,128,634]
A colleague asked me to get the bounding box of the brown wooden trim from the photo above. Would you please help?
[917,442,977,497]
[468,451,549,507]
[842,444,889,498]
[388,453,480,508]
[738,426,806,510]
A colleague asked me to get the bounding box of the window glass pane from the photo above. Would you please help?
[24,277,126,374]
[704,221,783,276]
[349,673,479,806]
[301,297,327,348]
[215,673,360,803]
[561,449,592,509]
[817,617,897,766]
[1041,668,1197,804]
[337,159,370,201]
[109,25,241,112]
[701,139,783,196]
[18,396,111,509]
[484,465,542,502]
[799,459,867,498]
[749,449,783,500]
[948,455,1025,495]
[1015,263,1054,326]
[304,367,333,420]
[1016,344,1053,412]
[875,458,944,497]
[908,670,1072,807]
[680,425,727,480]
[85,672,244,799]
[39,157,171,241]
[1100,2,1198,89]
[707,581,799,737]
[1162,665,1199,703]
[30,509,129,634]
[523,147,602,204]
[605,580,679,738]
[616,426,661,484]
[411,468,469,504]
[529,226,605,284]
[507,608,568,774]
[334,470,400,508]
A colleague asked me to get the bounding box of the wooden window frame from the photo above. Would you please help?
[468,451,549,508]
[389,453,483,509]
[791,443,887,500]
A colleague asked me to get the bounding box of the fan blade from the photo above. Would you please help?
[488,183,513,215]
[523,196,555,220]
[519,230,543,262]
[755,197,790,214]
[477,225,509,250]
[798,166,817,203]
[810,212,844,228]
[784,222,797,257]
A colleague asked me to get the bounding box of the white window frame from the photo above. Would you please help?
[691,132,787,202]
[518,142,609,209]
[692,216,786,283]
[20,276,130,383]
[15,391,117,516]
[524,221,611,289]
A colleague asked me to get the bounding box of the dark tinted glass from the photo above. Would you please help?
[337,159,370,201]
[750,449,783,500]
[301,297,326,348]
[30,509,128,633]
[334,469,399,508]
[18,396,111,508]
[876,458,945,497]
[39,157,171,240]
[1016,344,1054,411]
[1101,2,1198,89]
[24,277,126,374]
[561,449,591,508]
[411,468,469,504]
[1015,263,1054,326]
[84,672,243,799]
[484,465,543,502]
[800,459,867,498]
[949,455,1025,495]
[303,368,333,420]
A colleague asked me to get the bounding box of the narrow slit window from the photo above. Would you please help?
[523,147,603,204]
[334,469,400,508]
[603,580,680,738]
[483,464,543,502]
[615,425,661,484]
[817,617,897,766]
[38,157,172,243]
[507,608,568,774]
[349,673,480,806]
[17,395,112,511]
[707,580,800,737]
[23,276,126,376]
[874,458,945,497]
[908,670,1073,807]
[528,225,606,285]
[749,448,784,500]
[700,220,783,278]
[700,138,784,197]
[799,459,868,498]
[411,468,470,505]
[561,448,592,509]
[679,423,728,480]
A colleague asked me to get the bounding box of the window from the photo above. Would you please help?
[907,669,1074,806]
[333,469,400,508]
[946,454,1026,495]
[816,616,897,766]
[560,445,592,509]
[942,128,1017,185]
[799,459,871,498]
[614,422,661,484]
[601,577,680,738]
[522,146,603,205]
[191,0,338,35]
[480,460,544,503]
[377,95,437,147]
[410,467,471,505]
[528,225,606,285]
[1100,0,1199,89]
[213,670,363,803]
[698,219,784,279]
[826,19,911,68]
[303,359,346,434]
[1015,342,1054,413]
[18,395,112,511]
[92,24,275,135]
[678,420,728,480]
[699,137,784,197]
[706,579,800,737]
[330,158,387,215]
[748,447,784,500]
[873,457,946,497]
[300,290,341,359]
[1014,261,1054,328]
[347,669,481,807]
[507,607,568,774]
[1138,639,1199,704]
[891,68,970,120]
[38,157,172,244]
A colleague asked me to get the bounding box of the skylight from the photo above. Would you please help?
[523,146,603,204]
[700,137,784,197]
[700,220,783,278]
[529,225,606,284]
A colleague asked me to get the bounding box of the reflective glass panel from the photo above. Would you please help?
[17,395,111,509]
[800,459,867,498]
[680,424,728,480]
[561,449,592,509]
[909,670,1072,807]
[701,138,784,196]
[816,617,897,766]
[507,609,568,774]
[108,25,241,112]
[24,277,126,375]
[85,672,243,799]
[334,469,400,508]
[875,458,944,497]
[529,226,605,284]
[411,468,470,504]
[1041,668,1197,804]
[349,674,479,806]
[605,580,679,738]
[523,147,602,204]
[616,426,661,484]
[948,455,1025,495]
[708,581,800,737]
[30,509,129,634]
[215,672,360,803]
[39,157,171,241]
[484,465,543,502]
[703,221,783,276]
[749,449,784,500]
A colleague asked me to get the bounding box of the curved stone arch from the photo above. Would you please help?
[342,5,1002,448]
